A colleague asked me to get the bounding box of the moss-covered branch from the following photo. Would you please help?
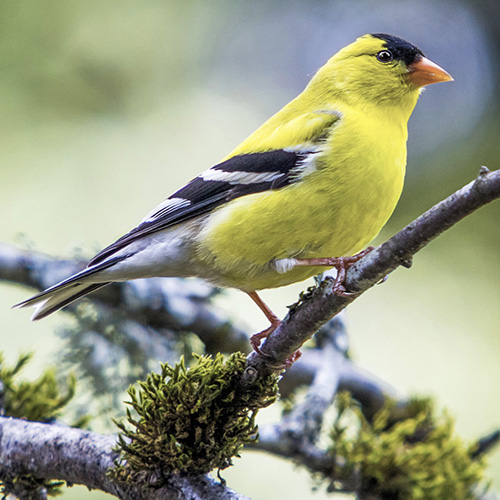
[110,353,278,485]
[0,418,250,500]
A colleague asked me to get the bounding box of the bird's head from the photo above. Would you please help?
[311,33,453,112]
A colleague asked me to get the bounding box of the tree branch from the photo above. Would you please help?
[253,316,346,450]
[244,167,500,376]
[247,314,401,487]
[246,316,348,478]
[0,417,249,500]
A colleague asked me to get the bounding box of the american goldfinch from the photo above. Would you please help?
[15,34,452,351]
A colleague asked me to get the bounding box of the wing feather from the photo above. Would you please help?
[89,110,341,266]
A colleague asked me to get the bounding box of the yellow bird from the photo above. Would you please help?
[15,34,452,352]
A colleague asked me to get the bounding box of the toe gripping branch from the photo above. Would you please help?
[294,247,374,296]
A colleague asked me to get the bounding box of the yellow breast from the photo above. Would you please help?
[195,104,408,291]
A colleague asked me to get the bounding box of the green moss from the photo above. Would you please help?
[1,475,65,499]
[0,352,82,423]
[109,352,279,485]
[328,393,487,499]
[0,352,87,498]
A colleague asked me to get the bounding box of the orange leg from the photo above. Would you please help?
[246,291,302,366]
[247,291,281,354]
[293,247,374,296]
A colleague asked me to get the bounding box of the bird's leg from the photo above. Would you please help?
[247,291,281,355]
[293,246,374,296]
[247,291,302,367]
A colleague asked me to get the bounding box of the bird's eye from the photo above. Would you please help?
[376,50,393,63]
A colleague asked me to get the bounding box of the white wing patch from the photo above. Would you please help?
[283,144,322,154]
[141,197,191,223]
[282,146,323,180]
[199,169,284,185]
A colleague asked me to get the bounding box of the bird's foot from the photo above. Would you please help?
[265,349,303,372]
[250,318,282,356]
[294,246,374,296]
[284,349,302,367]
[250,322,301,371]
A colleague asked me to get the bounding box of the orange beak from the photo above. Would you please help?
[407,56,453,87]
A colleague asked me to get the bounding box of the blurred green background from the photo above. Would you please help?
[1,0,499,498]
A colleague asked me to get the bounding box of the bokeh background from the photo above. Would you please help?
[1,0,499,498]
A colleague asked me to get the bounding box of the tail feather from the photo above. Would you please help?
[13,255,128,320]
[14,282,110,320]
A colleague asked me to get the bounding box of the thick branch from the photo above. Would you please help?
[1,170,499,499]
[0,417,249,500]
[244,167,500,376]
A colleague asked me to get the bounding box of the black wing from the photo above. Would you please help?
[88,150,317,266]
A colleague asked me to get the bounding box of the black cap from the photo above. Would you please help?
[371,33,424,66]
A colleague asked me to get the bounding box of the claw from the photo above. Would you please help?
[284,350,302,367]
[377,275,389,285]
[250,319,281,356]
[265,349,303,371]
